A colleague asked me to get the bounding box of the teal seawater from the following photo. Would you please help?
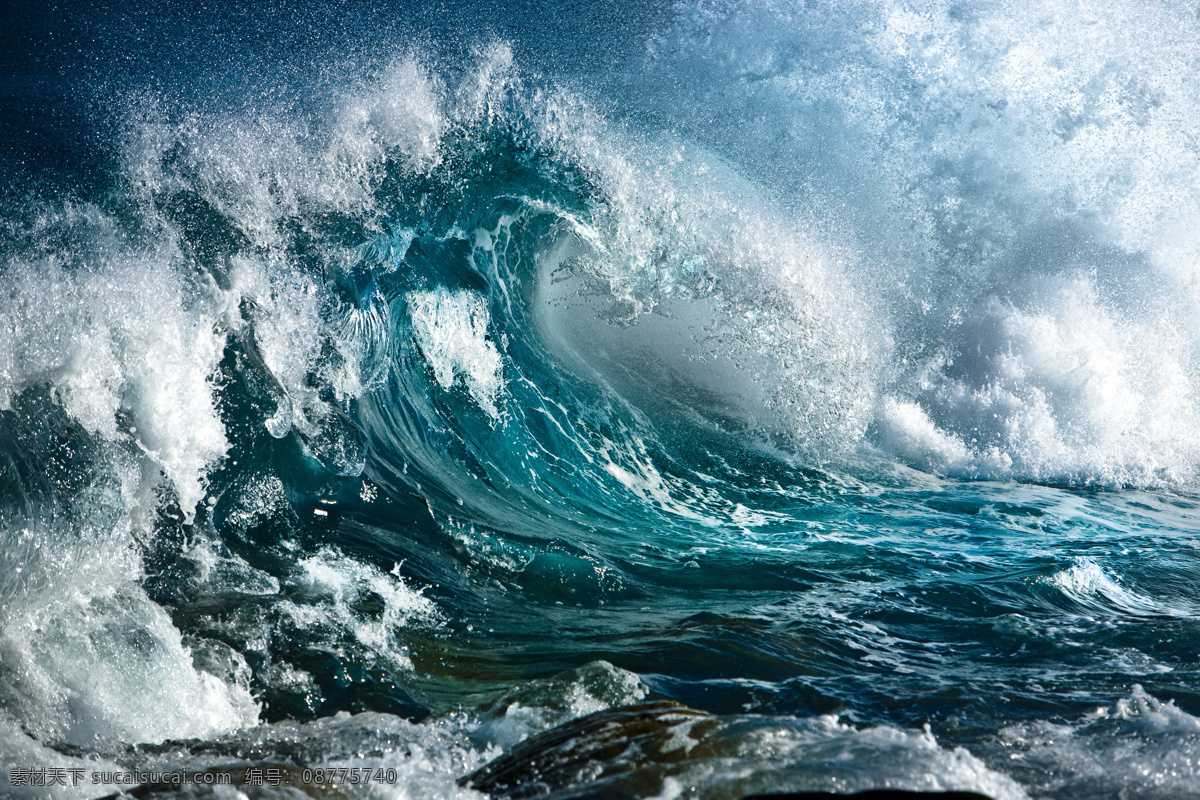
[2,2,1200,799]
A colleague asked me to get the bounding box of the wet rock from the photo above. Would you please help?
[460,700,716,799]
[460,700,998,800]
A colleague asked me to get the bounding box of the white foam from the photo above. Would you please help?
[877,276,1200,485]
[0,208,229,519]
[124,56,444,250]
[0,525,260,751]
[999,686,1200,798]
[0,719,123,799]
[407,288,504,418]
[0,208,261,750]
[0,578,258,747]
[282,548,439,671]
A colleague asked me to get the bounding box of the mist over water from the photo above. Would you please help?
[2,2,1200,798]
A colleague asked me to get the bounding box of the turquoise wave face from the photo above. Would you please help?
[3,2,1200,799]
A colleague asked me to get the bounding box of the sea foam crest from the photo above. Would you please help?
[1048,559,1193,618]
[124,56,443,249]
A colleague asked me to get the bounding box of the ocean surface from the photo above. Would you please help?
[2,2,1200,798]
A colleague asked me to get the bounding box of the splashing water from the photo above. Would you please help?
[2,2,1200,798]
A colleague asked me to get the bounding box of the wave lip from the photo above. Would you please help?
[1048,559,1194,619]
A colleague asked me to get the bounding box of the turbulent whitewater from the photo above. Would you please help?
[2,1,1200,798]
